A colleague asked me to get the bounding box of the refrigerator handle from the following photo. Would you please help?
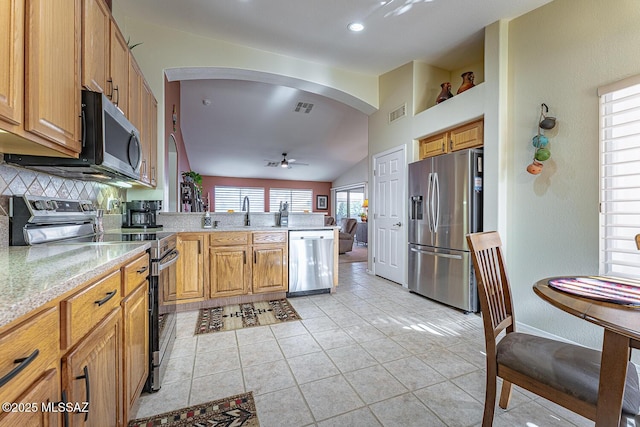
[432,173,440,232]
[409,247,463,260]
[426,173,433,232]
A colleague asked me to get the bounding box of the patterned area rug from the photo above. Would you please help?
[128,392,258,427]
[195,299,301,335]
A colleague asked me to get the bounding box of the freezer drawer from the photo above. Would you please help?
[408,244,478,312]
[287,230,334,296]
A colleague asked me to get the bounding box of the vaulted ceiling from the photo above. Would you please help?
[115,0,552,181]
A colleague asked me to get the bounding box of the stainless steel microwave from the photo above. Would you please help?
[4,90,142,182]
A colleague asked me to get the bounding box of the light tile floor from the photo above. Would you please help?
[134,262,595,427]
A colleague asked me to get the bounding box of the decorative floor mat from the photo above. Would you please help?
[128,392,258,427]
[195,299,301,335]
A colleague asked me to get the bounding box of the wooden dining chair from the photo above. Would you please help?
[466,231,640,427]
[636,233,640,250]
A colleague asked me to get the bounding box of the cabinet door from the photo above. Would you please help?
[149,93,158,187]
[109,19,128,114]
[175,234,205,301]
[25,0,81,152]
[252,245,287,294]
[122,282,148,420]
[62,307,122,427]
[0,0,24,126]
[81,0,110,93]
[0,369,60,426]
[209,246,249,298]
[450,120,483,151]
[419,132,448,159]
[138,78,153,185]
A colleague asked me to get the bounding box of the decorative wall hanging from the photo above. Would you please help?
[436,82,454,104]
[457,71,475,94]
[526,103,557,175]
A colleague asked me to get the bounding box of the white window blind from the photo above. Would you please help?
[214,186,264,212]
[599,77,640,279]
[269,189,312,212]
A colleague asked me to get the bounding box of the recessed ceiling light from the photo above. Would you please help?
[348,22,364,32]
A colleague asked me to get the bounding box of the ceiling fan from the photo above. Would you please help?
[265,153,309,169]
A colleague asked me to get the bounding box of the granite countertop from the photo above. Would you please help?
[157,225,339,233]
[0,242,150,328]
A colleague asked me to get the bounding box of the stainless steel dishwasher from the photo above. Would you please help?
[287,229,334,296]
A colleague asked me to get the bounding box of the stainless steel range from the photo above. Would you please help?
[9,195,178,393]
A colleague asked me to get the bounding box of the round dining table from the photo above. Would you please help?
[534,276,640,426]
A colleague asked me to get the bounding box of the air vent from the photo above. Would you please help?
[294,102,314,113]
[389,103,407,123]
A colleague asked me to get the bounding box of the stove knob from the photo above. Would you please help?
[50,200,58,210]
[44,200,53,210]
[33,200,45,210]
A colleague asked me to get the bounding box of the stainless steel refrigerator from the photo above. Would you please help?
[408,148,483,312]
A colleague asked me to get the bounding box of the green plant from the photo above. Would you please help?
[182,171,203,192]
[126,36,143,50]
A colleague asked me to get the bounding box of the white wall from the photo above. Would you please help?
[506,0,640,348]
[332,156,368,190]
[109,8,380,201]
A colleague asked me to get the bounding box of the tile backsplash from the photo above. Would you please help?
[0,158,127,247]
[0,159,126,217]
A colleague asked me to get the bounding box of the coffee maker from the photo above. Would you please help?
[123,200,163,229]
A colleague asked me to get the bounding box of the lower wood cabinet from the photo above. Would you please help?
[61,307,122,427]
[0,305,61,426]
[252,244,287,294]
[122,282,148,422]
[0,368,60,426]
[168,233,205,302]
[209,245,249,298]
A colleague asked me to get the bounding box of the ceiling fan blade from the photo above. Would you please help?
[290,162,309,166]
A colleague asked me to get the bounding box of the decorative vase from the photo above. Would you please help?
[436,82,453,104]
[457,71,475,94]
[526,160,544,175]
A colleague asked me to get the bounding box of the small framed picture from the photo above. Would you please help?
[316,195,328,210]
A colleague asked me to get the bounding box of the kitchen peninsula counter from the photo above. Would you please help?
[0,242,149,327]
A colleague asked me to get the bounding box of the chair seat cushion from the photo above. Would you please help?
[497,332,640,416]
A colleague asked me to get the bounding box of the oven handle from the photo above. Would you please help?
[158,249,180,272]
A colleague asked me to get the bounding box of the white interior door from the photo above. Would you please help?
[373,146,406,285]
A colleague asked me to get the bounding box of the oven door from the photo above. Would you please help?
[147,247,179,392]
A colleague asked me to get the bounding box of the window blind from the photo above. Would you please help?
[214,186,264,212]
[269,189,312,212]
[599,79,640,278]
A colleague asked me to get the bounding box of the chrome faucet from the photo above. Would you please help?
[242,196,250,226]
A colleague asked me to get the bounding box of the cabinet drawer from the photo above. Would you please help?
[209,232,249,246]
[62,269,122,349]
[122,252,150,296]
[253,231,287,244]
[0,307,59,402]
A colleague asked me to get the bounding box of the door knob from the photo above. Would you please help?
[394,222,402,227]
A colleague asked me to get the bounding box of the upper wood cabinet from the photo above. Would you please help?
[81,0,110,93]
[128,58,143,140]
[0,0,24,127]
[24,0,82,153]
[419,119,483,159]
[109,19,129,114]
[148,89,158,187]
